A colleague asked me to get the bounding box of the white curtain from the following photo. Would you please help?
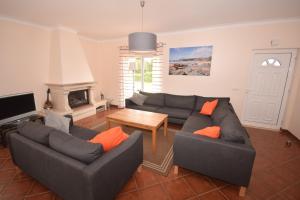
[117,43,165,108]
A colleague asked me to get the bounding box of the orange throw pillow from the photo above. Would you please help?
[89,126,128,152]
[194,126,221,139]
[200,99,218,115]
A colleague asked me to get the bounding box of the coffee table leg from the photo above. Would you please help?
[164,118,168,136]
[152,128,157,153]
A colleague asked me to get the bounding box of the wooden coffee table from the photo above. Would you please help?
[106,109,168,152]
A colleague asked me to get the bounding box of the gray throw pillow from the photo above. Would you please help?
[18,121,54,145]
[49,130,103,164]
[45,111,71,134]
[129,92,148,106]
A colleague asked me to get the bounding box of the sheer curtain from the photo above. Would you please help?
[117,43,164,108]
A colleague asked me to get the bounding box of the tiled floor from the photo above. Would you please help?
[1,107,299,200]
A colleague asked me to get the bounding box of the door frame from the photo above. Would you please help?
[242,48,298,130]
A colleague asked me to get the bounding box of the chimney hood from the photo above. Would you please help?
[48,27,94,85]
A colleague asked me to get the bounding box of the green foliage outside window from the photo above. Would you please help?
[134,58,153,83]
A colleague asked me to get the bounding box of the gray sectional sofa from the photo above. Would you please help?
[126,92,197,124]
[8,120,143,200]
[126,92,256,195]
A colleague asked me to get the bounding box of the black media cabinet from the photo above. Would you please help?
[0,115,44,147]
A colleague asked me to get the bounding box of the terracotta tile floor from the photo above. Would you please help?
[1,107,299,200]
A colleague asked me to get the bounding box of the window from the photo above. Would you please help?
[261,58,281,67]
[118,45,164,107]
[133,57,154,92]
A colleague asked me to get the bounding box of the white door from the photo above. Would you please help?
[243,52,292,128]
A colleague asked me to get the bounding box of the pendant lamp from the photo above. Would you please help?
[128,0,157,52]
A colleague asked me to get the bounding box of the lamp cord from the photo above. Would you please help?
[140,0,145,32]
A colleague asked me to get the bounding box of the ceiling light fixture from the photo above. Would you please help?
[128,0,157,52]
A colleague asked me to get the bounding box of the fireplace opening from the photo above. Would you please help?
[68,90,89,108]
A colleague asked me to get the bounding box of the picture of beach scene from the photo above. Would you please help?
[169,46,213,76]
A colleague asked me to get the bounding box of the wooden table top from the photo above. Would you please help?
[106,108,168,128]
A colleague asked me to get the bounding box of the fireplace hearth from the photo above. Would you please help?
[68,90,89,108]
[46,82,100,121]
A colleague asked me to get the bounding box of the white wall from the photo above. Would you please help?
[1,18,300,138]
[80,37,104,96]
[283,55,300,139]
[96,20,300,137]
[287,83,300,138]
[48,29,95,84]
[159,21,300,120]
[0,19,51,109]
[0,19,101,110]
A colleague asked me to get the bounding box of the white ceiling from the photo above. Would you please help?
[0,0,299,40]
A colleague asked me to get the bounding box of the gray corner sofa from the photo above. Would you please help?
[126,92,256,195]
[8,119,143,200]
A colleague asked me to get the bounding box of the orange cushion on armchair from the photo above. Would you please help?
[89,126,128,152]
[194,126,221,139]
[200,99,218,115]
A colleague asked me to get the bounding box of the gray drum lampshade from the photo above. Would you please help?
[128,32,157,52]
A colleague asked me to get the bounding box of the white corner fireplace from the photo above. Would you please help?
[44,27,108,121]
[46,82,98,121]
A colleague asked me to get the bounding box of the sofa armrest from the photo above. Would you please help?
[83,131,143,200]
[64,114,74,127]
[8,133,88,200]
[174,131,255,186]
[125,98,135,107]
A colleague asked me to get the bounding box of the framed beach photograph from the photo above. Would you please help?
[169,46,213,76]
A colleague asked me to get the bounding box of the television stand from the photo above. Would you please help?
[0,114,44,148]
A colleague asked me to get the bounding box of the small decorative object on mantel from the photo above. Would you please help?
[100,92,104,100]
[43,88,53,110]
[169,46,213,76]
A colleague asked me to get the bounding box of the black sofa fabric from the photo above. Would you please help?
[126,93,198,124]
[126,92,256,187]
[126,92,248,144]
[9,122,143,200]
[49,130,104,164]
[18,121,53,145]
[165,94,195,110]
[139,91,165,106]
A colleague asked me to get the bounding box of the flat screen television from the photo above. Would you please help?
[0,92,36,125]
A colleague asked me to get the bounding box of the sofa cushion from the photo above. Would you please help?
[200,99,218,115]
[89,127,128,152]
[165,94,196,110]
[49,130,103,164]
[139,91,165,107]
[70,126,98,140]
[168,118,186,125]
[195,96,230,111]
[129,92,148,106]
[18,121,53,145]
[220,113,245,144]
[125,104,160,112]
[193,126,221,139]
[160,107,192,119]
[45,111,71,134]
[211,101,232,125]
[182,115,213,132]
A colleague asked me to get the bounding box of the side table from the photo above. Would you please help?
[106,99,113,110]
[95,99,107,111]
